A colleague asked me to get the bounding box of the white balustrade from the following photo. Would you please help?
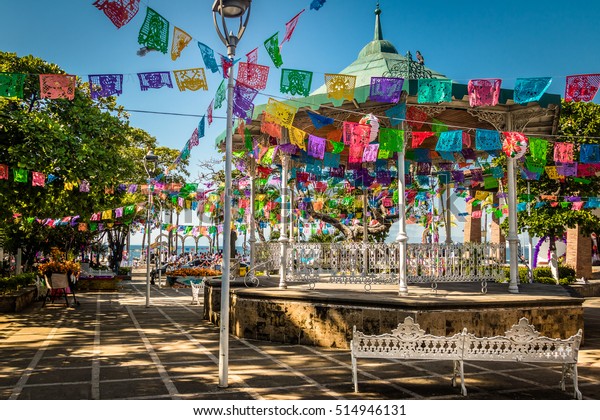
[254,241,504,293]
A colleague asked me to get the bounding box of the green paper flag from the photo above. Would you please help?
[528,137,549,164]
[262,147,275,165]
[330,141,344,154]
[484,176,499,189]
[379,128,404,152]
[245,128,253,151]
[378,148,392,159]
[214,80,226,109]
[431,118,448,137]
[0,73,26,99]
[264,32,283,68]
[13,168,27,183]
[138,8,170,54]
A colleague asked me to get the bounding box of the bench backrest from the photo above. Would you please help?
[462,318,582,363]
[351,317,464,360]
[352,317,582,363]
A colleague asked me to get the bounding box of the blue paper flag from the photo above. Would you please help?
[475,129,502,151]
[384,103,406,127]
[580,144,600,163]
[198,116,206,138]
[514,77,552,104]
[306,110,334,129]
[310,0,327,11]
[436,130,463,152]
[198,42,219,73]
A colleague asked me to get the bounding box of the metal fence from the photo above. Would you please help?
[255,242,504,293]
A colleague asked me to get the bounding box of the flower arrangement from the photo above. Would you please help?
[37,259,80,275]
[166,267,221,277]
[37,248,80,275]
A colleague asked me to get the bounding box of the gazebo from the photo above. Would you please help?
[218,4,561,295]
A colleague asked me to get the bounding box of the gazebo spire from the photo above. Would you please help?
[374,2,383,41]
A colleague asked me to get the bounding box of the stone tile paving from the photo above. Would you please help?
[0,275,598,401]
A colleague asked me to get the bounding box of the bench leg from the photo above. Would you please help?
[454,360,467,396]
[572,364,582,400]
[562,363,582,400]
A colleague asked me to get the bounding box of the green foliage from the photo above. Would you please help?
[118,266,132,275]
[533,266,553,279]
[0,53,187,267]
[0,273,36,295]
[502,265,575,285]
[558,265,576,278]
[502,266,531,283]
[515,100,600,240]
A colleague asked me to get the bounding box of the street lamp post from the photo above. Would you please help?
[143,151,159,307]
[212,0,252,389]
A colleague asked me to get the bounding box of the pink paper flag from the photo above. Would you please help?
[281,9,305,46]
[565,74,600,102]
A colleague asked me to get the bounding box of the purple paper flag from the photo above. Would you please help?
[308,135,326,160]
[137,72,172,91]
[89,74,123,99]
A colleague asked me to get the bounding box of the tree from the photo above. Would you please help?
[0,53,187,270]
[516,100,600,281]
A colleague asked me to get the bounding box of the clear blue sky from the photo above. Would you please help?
[3,0,600,173]
[2,1,600,247]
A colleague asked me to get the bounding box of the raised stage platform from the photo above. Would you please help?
[204,277,586,349]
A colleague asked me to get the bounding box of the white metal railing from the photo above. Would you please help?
[254,242,504,293]
[406,242,504,293]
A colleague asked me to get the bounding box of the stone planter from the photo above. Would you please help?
[0,286,37,313]
[166,276,220,287]
[77,276,120,291]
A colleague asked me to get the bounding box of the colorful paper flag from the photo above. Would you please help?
[281,9,305,46]
[264,33,283,68]
[418,78,452,103]
[325,74,356,101]
[39,74,76,100]
[514,77,552,104]
[0,73,26,99]
[138,8,169,54]
[370,76,404,103]
[468,78,501,107]
[198,42,219,73]
[173,68,208,91]
[137,72,172,91]
[565,74,600,102]
[93,0,140,29]
[280,68,313,96]
[171,27,192,60]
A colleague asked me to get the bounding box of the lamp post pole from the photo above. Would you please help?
[143,151,159,307]
[212,0,252,389]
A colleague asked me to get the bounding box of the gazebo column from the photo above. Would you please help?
[248,164,257,276]
[396,141,408,295]
[279,155,289,289]
[444,180,452,244]
[506,114,519,293]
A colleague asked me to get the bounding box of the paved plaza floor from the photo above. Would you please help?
[0,272,599,401]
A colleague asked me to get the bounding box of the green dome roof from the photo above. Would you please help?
[358,39,399,58]
[357,3,399,58]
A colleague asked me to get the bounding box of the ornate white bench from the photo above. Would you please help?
[351,317,583,399]
[460,318,582,399]
[351,317,467,395]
